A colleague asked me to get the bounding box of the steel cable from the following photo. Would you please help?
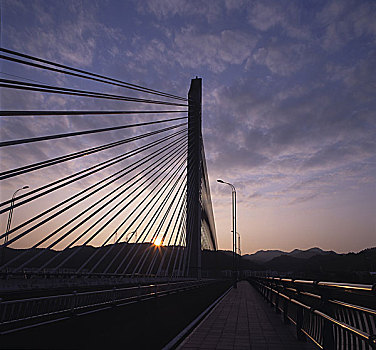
[0,116,187,147]
[156,190,187,276]
[37,143,188,272]
[128,154,194,276]
[115,162,188,275]
[2,137,186,270]
[0,123,186,181]
[0,133,187,246]
[86,150,187,274]
[0,129,186,212]
[0,79,187,107]
[147,180,187,276]
[127,167,187,276]
[69,145,187,273]
[0,48,187,101]
[0,110,188,117]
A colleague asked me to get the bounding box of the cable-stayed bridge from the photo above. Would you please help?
[1,49,375,349]
[0,48,216,282]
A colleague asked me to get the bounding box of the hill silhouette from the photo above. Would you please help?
[2,245,375,283]
[253,247,376,283]
[243,247,334,263]
[1,243,186,275]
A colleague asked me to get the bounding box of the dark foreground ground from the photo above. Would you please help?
[0,280,231,350]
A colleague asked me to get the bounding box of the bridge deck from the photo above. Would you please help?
[179,280,315,350]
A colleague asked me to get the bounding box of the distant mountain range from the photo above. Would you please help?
[239,247,376,283]
[2,244,375,283]
[243,247,335,263]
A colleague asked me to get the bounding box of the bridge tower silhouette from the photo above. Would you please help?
[187,77,202,279]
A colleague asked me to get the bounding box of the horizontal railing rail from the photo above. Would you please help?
[1,269,190,278]
[269,277,376,293]
[0,279,217,334]
[249,277,376,350]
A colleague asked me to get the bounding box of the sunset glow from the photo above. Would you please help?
[154,236,163,246]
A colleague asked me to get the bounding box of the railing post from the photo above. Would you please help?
[295,285,306,341]
[263,282,268,301]
[111,286,117,307]
[275,290,281,314]
[0,298,4,327]
[262,283,267,301]
[70,290,77,317]
[283,298,289,324]
[267,285,272,305]
[270,288,274,307]
[296,305,306,341]
[322,317,335,350]
[187,77,202,279]
[321,292,335,350]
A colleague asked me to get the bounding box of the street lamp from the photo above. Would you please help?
[1,185,29,267]
[217,179,237,288]
[4,185,29,244]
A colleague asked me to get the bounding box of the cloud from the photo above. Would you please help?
[3,0,118,68]
[224,0,247,11]
[248,1,285,32]
[288,193,318,205]
[340,53,376,101]
[202,44,376,208]
[173,28,257,73]
[138,0,224,23]
[251,42,312,76]
[317,0,376,51]
[301,141,376,170]
[210,146,269,173]
[248,192,262,199]
[247,1,312,40]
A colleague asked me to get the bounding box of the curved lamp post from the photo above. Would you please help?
[5,186,29,242]
[217,179,237,288]
[1,185,29,267]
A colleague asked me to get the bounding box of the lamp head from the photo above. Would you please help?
[217,179,224,183]
[22,186,29,189]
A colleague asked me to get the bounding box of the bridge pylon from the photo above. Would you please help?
[186,78,202,279]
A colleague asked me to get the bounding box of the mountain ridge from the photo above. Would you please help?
[243,247,336,263]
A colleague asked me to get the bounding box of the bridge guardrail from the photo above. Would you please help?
[249,277,376,350]
[0,279,216,334]
[0,270,194,293]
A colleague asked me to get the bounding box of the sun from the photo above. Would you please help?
[154,236,163,246]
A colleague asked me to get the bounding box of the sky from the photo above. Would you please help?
[1,0,375,254]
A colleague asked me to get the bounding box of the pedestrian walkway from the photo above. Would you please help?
[178,280,315,350]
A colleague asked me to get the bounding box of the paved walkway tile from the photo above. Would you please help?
[178,281,315,350]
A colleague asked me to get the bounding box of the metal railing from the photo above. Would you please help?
[0,270,194,293]
[249,277,376,350]
[0,279,216,334]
